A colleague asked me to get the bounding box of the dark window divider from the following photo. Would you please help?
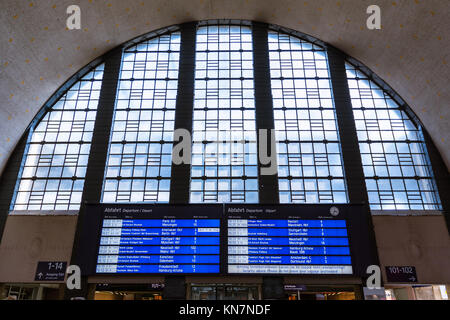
[422,129,450,234]
[326,45,381,279]
[64,47,123,299]
[166,22,198,297]
[326,46,369,205]
[169,22,198,204]
[252,21,280,204]
[252,21,283,299]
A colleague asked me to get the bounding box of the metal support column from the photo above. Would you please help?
[169,22,198,204]
[327,45,381,280]
[252,21,280,204]
[64,47,123,299]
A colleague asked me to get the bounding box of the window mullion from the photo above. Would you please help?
[252,22,280,204]
[326,45,381,277]
[326,46,368,204]
[422,129,450,232]
[65,47,123,299]
[169,22,198,204]
[79,48,123,204]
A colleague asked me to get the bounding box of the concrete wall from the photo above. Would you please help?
[373,215,450,284]
[0,215,77,283]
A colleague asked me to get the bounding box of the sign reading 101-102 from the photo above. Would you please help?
[93,204,222,274]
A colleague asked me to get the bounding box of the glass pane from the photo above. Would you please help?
[268,30,348,204]
[102,33,181,203]
[190,25,258,203]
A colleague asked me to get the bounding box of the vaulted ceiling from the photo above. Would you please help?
[0,0,449,174]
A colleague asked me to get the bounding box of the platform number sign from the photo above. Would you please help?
[34,261,67,281]
[385,266,418,283]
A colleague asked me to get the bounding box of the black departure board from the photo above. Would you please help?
[79,204,377,278]
[82,204,222,274]
[225,204,354,275]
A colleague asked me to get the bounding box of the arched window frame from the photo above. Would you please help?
[345,62,442,210]
[10,64,105,211]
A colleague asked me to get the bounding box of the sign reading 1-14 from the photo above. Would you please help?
[48,262,65,270]
[35,261,67,281]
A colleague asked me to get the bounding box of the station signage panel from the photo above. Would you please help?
[34,261,67,281]
[385,266,418,283]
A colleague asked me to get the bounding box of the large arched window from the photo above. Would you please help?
[8,22,443,213]
[346,63,441,210]
[12,65,104,211]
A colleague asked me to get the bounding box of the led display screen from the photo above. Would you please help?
[79,204,375,277]
[226,205,354,275]
[88,204,222,274]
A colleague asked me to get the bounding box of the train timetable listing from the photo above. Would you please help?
[227,218,353,275]
[96,218,221,274]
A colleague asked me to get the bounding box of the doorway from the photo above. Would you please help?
[94,284,164,300]
[285,286,357,300]
[190,284,260,300]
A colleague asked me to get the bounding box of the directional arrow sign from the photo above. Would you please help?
[34,261,67,281]
[385,266,418,283]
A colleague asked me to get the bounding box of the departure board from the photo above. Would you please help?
[226,205,353,275]
[92,204,222,274]
[80,204,376,277]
